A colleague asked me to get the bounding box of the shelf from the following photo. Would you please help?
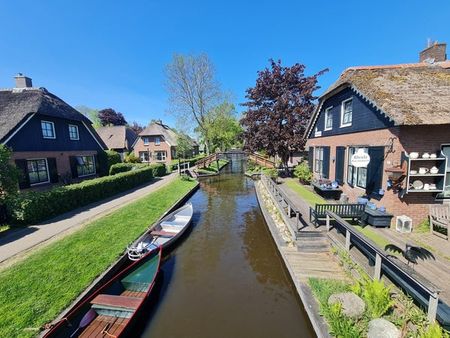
[409,174,445,177]
[409,158,446,161]
[407,189,444,193]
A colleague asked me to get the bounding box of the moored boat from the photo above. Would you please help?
[127,202,193,260]
[43,247,162,338]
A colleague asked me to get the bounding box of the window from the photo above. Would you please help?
[314,127,322,137]
[155,137,160,145]
[324,107,333,130]
[27,159,49,185]
[68,125,79,140]
[314,147,324,175]
[155,151,166,161]
[341,99,353,127]
[347,147,368,188]
[143,137,149,145]
[139,151,150,162]
[76,156,95,177]
[41,121,56,139]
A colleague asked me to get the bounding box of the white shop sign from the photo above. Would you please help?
[351,148,370,167]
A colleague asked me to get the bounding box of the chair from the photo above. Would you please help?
[429,205,450,240]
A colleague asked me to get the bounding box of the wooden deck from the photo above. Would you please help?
[80,315,130,338]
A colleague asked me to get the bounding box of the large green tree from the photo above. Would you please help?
[241,59,327,169]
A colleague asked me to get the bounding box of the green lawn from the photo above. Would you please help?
[0,178,197,337]
[284,178,326,206]
[196,159,229,174]
[0,224,10,233]
[353,224,392,250]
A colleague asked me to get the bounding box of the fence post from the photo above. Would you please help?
[345,229,351,251]
[326,214,330,232]
[296,212,300,230]
[427,292,439,322]
[374,253,382,280]
[288,204,291,217]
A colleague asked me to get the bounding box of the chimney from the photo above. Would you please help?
[14,73,33,88]
[419,41,447,62]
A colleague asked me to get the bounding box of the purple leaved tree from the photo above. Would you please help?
[98,108,127,126]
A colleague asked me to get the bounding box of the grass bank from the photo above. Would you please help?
[284,178,326,206]
[0,178,197,337]
[196,159,229,174]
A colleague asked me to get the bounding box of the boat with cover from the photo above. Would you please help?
[127,202,193,260]
[43,246,162,338]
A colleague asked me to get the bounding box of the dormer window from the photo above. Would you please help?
[340,99,352,127]
[155,137,160,145]
[324,107,333,130]
[41,121,56,139]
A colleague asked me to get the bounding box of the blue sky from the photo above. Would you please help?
[1,0,449,127]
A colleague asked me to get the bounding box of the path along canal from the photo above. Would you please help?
[140,160,315,337]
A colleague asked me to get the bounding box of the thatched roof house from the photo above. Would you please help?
[96,125,137,155]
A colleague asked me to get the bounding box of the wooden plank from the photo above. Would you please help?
[91,294,141,310]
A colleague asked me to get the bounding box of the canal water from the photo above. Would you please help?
[140,159,315,338]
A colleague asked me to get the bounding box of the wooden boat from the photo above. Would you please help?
[43,247,162,338]
[127,202,193,261]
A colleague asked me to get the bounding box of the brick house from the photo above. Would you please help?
[304,43,450,227]
[133,120,198,165]
[96,125,137,160]
[0,74,107,189]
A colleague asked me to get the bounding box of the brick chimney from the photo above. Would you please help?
[14,73,33,88]
[419,41,447,62]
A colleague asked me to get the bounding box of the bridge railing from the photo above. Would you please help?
[195,153,219,168]
[325,210,441,323]
[247,153,276,168]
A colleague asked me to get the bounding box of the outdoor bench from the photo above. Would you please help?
[309,203,365,227]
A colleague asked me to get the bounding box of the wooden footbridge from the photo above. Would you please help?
[195,150,276,169]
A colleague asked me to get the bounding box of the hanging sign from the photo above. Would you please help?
[351,148,370,167]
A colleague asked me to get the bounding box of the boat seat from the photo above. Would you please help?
[91,294,141,311]
[151,230,176,237]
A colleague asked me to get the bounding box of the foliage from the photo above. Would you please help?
[170,154,205,170]
[351,276,394,318]
[353,224,393,250]
[128,120,144,134]
[106,149,121,168]
[176,132,194,159]
[241,59,327,168]
[416,219,430,233]
[124,152,141,163]
[419,323,449,338]
[165,53,222,154]
[0,145,19,204]
[6,167,154,224]
[0,178,197,337]
[149,163,167,177]
[293,162,313,184]
[76,105,101,128]
[109,163,135,175]
[196,159,228,174]
[262,168,278,180]
[95,150,109,176]
[98,108,127,126]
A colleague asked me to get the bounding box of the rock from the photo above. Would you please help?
[328,292,365,319]
[367,318,400,338]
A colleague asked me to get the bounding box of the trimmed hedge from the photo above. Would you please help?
[7,167,154,224]
[149,163,166,177]
[109,163,135,175]
[109,163,167,177]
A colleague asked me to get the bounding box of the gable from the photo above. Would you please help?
[308,87,395,139]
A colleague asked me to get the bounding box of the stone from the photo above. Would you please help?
[367,318,400,338]
[328,292,365,319]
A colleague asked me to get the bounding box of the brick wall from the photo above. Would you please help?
[133,136,174,164]
[306,125,450,227]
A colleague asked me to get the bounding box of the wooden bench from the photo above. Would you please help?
[150,230,176,237]
[310,203,365,227]
[91,294,141,311]
[430,205,449,240]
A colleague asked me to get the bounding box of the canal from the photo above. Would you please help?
[140,159,315,337]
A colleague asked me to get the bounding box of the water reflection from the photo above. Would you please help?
[140,159,314,338]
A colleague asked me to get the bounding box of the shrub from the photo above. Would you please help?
[7,167,154,224]
[351,276,394,318]
[109,163,135,175]
[325,302,362,338]
[262,168,278,180]
[293,162,313,184]
[106,150,121,167]
[419,323,449,338]
[0,145,19,204]
[124,152,141,163]
[149,163,167,177]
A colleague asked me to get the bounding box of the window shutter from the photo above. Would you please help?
[335,146,345,185]
[15,159,30,189]
[366,146,384,196]
[323,146,330,179]
[47,158,59,183]
[69,156,79,178]
[308,147,314,171]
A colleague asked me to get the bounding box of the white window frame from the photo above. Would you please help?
[340,98,353,128]
[155,136,161,146]
[41,120,56,139]
[347,147,368,189]
[76,155,96,178]
[324,107,333,131]
[139,151,150,162]
[314,147,324,175]
[68,124,79,140]
[314,127,322,137]
[155,151,166,161]
[143,137,149,145]
[27,158,50,186]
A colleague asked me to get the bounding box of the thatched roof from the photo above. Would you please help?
[97,126,137,150]
[0,87,92,142]
[139,121,198,147]
[306,62,450,137]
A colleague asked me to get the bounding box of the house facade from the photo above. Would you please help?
[305,43,450,227]
[0,74,107,189]
[96,125,137,160]
[133,120,198,165]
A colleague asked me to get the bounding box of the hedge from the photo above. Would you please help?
[7,167,154,224]
[109,163,167,177]
[149,163,167,177]
[109,163,135,175]
[170,154,206,170]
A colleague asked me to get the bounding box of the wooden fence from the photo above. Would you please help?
[248,153,276,168]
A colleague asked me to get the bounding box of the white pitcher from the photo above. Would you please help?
[419,167,429,174]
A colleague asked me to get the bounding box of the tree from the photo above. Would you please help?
[98,108,127,126]
[165,53,222,154]
[241,59,327,169]
[176,133,194,160]
[76,105,101,128]
[129,121,144,134]
[0,145,19,204]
